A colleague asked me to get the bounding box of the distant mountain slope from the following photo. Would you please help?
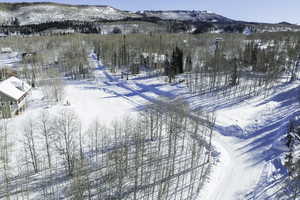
[139,10,234,23]
[0,2,140,25]
[0,2,298,35]
[0,2,236,25]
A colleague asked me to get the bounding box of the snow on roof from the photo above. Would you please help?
[1,47,12,53]
[142,53,167,63]
[0,33,8,37]
[0,76,31,100]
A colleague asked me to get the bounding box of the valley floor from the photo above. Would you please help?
[6,55,299,199]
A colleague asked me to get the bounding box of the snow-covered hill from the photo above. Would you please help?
[0,2,234,25]
[0,2,140,25]
[140,10,234,23]
[0,2,298,35]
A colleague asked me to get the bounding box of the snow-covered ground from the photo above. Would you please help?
[64,61,300,199]
[199,82,299,200]
[0,51,21,68]
[3,54,299,199]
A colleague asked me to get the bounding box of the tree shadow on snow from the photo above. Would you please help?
[232,84,300,199]
[238,85,300,165]
[244,160,289,200]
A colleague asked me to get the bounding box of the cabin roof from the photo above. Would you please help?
[1,47,12,53]
[0,33,7,37]
[0,76,31,101]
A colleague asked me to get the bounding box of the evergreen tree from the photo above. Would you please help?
[171,46,183,74]
[230,58,239,86]
[185,54,193,72]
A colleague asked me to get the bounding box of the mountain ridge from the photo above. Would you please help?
[0,2,298,35]
[0,2,297,25]
[0,2,236,25]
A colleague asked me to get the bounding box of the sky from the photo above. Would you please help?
[1,0,299,24]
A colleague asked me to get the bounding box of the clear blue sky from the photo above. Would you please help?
[1,0,299,24]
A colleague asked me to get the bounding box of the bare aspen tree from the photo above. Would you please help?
[23,118,39,173]
[70,154,93,200]
[53,109,79,176]
[87,120,105,164]
[61,42,89,80]
[287,39,300,82]
[51,77,65,103]
[41,69,65,103]
[0,120,11,200]
[21,52,40,87]
[38,111,53,169]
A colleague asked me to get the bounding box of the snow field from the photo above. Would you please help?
[2,53,299,199]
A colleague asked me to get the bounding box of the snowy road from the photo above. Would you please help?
[200,133,266,200]
[199,82,300,200]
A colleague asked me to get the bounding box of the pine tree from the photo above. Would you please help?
[185,54,192,72]
[285,121,295,176]
[230,58,239,86]
[171,46,184,74]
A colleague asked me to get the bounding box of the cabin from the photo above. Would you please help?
[243,27,253,36]
[21,51,37,59]
[0,33,8,38]
[141,53,167,68]
[215,37,224,42]
[1,47,12,54]
[0,76,31,118]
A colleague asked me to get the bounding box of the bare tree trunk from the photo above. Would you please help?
[23,118,39,173]
[53,109,79,176]
[0,121,11,200]
[38,111,53,169]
